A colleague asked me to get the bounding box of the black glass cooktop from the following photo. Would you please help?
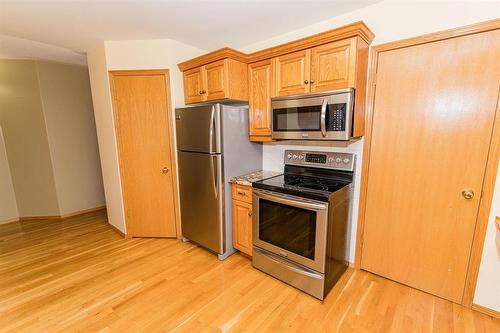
[253,172,351,202]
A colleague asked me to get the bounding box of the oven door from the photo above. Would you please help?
[253,189,328,273]
[271,89,353,141]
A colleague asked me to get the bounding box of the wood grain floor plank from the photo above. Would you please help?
[0,212,498,332]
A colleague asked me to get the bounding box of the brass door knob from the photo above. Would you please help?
[462,190,474,199]
[162,167,169,174]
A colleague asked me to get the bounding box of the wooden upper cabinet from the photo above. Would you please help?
[183,67,205,104]
[248,59,274,141]
[178,22,374,138]
[205,60,227,101]
[310,38,357,92]
[275,50,311,96]
[182,58,248,104]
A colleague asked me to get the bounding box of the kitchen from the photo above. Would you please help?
[1,1,499,331]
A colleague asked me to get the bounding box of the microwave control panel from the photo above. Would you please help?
[284,150,355,171]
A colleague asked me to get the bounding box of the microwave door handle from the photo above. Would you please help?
[320,98,328,137]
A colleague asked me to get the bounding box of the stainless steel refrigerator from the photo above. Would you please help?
[175,102,262,260]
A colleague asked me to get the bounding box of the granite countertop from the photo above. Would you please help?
[229,170,281,186]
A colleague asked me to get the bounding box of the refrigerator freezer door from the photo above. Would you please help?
[178,151,224,253]
[175,104,221,154]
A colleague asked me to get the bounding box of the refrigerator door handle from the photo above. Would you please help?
[209,106,215,154]
[210,154,218,199]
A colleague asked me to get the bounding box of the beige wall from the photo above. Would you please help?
[242,0,499,311]
[36,61,105,215]
[87,39,205,233]
[0,59,60,216]
[0,59,105,218]
[0,126,18,222]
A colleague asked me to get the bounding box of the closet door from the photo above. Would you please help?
[110,70,178,237]
[361,29,500,303]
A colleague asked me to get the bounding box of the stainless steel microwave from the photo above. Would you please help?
[271,89,354,141]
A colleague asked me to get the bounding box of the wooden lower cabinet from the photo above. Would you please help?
[231,184,253,256]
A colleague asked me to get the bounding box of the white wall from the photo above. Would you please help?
[0,126,18,222]
[239,0,500,309]
[87,39,205,233]
[36,61,105,215]
[87,43,126,233]
[474,164,500,311]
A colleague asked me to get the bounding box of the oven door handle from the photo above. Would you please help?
[254,190,327,211]
[320,98,328,137]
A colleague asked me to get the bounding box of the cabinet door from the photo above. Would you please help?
[310,38,356,92]
[248,59,274,140]
[232,199,253,256]
[183,67,205,104]
[205,60,228,101]
[275,49,310,96]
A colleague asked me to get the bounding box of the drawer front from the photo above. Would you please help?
[232,184,252,203]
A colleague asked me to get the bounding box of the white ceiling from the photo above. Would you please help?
[0,34,87,65]
[0,0,379,58]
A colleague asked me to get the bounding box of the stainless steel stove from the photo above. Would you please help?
[252,150,354,300]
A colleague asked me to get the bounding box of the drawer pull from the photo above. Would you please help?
[237,190,246,196]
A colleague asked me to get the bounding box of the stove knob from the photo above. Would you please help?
[298,154,304,160]
[287,153,292,159]
[292,154,298,159]
[343,158,350,164]
[335,158,342,163]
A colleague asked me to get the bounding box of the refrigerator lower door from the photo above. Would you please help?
[178,151,224,253]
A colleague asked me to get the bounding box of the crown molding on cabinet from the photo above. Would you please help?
[177,21,374,71]
[178,47,249,72]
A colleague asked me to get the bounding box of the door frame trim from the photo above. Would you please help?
[108,69,181,239]
[355,19,500,308]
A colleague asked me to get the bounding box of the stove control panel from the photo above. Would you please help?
[285,150,355,171]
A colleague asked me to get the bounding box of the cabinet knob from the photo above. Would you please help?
[304,80,309,84]
[201,90,206,94]
[310,79,315,84]
[248,211,253,217]
[162,167,169,174]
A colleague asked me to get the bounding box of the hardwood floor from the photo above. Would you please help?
[0,212,498,332]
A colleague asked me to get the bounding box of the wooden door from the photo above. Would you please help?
[110,70,178,238]
[275,50,310,96]
[183,67,205,104]
[205,60,228,101]
[248,59,274,140]
[361,29,500,303]
[310,38,356,92]
[232,199,253,256]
